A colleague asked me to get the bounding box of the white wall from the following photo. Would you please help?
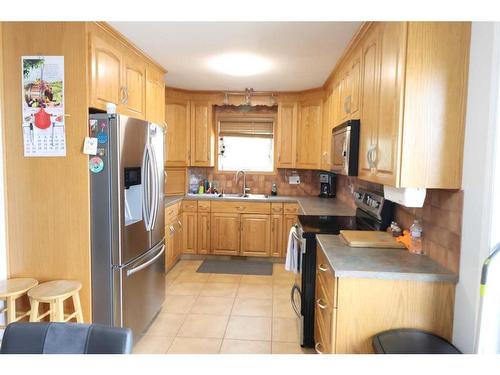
[453,22,500,353]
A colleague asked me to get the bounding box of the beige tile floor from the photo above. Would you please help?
[133,260,314,354]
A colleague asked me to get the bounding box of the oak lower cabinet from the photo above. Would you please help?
[197,212,211,255]
[314,246,455,354]
[182,211,197,254]
[165,215,182,270]
[270,214,284,257]
[210,213,240,256]
[240,214,271,257]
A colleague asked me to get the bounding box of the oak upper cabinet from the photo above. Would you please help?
[211,213,240,255]
[320,89,333,171]
[145,64,165,124]
[270,214,283,257]
[197,212,211,255]
[89,33,122,109]
[358,23,382,179]
[165,99,191,167]
[296,100,323,169]
[347,49,361,118]
[240,214,271,257]
[358,22,470,188]
[182,211,197,254]
[190,101,214,167]
[121,51,146,119]
[276,102,297,168]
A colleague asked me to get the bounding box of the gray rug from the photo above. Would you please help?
[196,259,273,276]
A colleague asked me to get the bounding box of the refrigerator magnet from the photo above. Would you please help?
[89,156,104,173]
[97,132,108,144]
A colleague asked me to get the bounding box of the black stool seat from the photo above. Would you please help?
[373,329,461,354]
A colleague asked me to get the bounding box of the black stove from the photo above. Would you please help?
[293,189,394,348]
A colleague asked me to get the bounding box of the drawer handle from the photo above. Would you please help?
[316,298,328,310]
[315,342,325,354]
[318,264,329,272]
[236,206,245,210]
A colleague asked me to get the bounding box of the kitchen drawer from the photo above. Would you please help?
[210,201,271,214]
[198,200,211,212]
[271,203,284,214]
[315,274,333,342]
[316,247,337,308]
[314,310,331,354]
[283,203,299,214]
[165,202,181,223]
[181,200,198,212]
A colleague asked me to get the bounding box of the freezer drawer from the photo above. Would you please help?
[114,240,165,336]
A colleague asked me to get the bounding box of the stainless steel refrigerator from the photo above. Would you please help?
[89,113,165,337]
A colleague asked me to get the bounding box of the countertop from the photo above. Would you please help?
[164,194,356,216]
[316,234,458,283]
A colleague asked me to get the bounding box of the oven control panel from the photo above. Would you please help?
[353,189,384,219]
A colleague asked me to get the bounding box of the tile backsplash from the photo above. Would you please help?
[335,175,463,274]
[188,168,321,196]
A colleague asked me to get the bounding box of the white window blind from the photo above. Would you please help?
[218,118,274,138]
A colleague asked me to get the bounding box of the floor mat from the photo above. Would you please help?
[196,259,273,275]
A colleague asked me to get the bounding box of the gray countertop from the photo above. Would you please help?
[316,234,458,283]
[165,194,355,216]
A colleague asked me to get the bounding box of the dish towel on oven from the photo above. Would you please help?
[285,226,300,273]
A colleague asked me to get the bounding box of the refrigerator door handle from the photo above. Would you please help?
[148,143,159,231]
[141,143,151,231]
[125,245,165,277]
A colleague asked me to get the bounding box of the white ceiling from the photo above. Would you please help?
[110,22,361,91]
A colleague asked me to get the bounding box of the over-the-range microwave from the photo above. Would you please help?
[331,119,360,176]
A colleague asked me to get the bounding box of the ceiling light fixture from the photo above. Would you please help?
[207,53,272,77]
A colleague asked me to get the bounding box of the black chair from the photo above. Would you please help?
[0,322,133,354]
[372,328,461,354]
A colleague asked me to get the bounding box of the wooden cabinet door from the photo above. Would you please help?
[197,212,211,255]
[182,212,197,254]
[145,66,165,125]
[165,223,176,270]
[210,213,240,255]
[89,33,122,110]
[270,214,283,257]
[240,214,271,257]
[340,70,351,122]
[282,214,298,257]
[348,50,361,118]
[276,102,297,168]
[174,217,183,259]
[296,101,322,169]
[121,52,146,119]
[165,100,190,167]
[190,101,213,167]
[370,22,407,186]
[321,90,333,171]
[359,24,381,179]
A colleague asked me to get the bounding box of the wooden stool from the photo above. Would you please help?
[28,280,83,323]
[0,278,39,327]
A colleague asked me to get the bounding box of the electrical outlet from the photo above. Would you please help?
[288,175,300,185]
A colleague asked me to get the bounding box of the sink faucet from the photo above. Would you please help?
[235,170,250,197]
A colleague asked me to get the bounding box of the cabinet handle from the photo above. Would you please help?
[188,150,191,163]
[120,86,126,104]
[318,264,328,272]
[236,206,245,211]
[315,342,325,354]
[271,222,274,232]
[272,208,282,212]
[178,220,182,228]
[278,152,281,162]
[207,151,210,161]
[316,298,328,310]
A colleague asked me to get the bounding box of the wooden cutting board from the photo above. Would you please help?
[339,230,406,249]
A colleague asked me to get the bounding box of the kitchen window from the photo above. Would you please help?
[217,117,274,172]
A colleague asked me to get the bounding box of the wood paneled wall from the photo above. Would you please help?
[1,22,92,321]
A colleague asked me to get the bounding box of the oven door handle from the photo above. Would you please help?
[290,284,301,318]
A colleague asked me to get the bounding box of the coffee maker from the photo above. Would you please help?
[319,173,336,198]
